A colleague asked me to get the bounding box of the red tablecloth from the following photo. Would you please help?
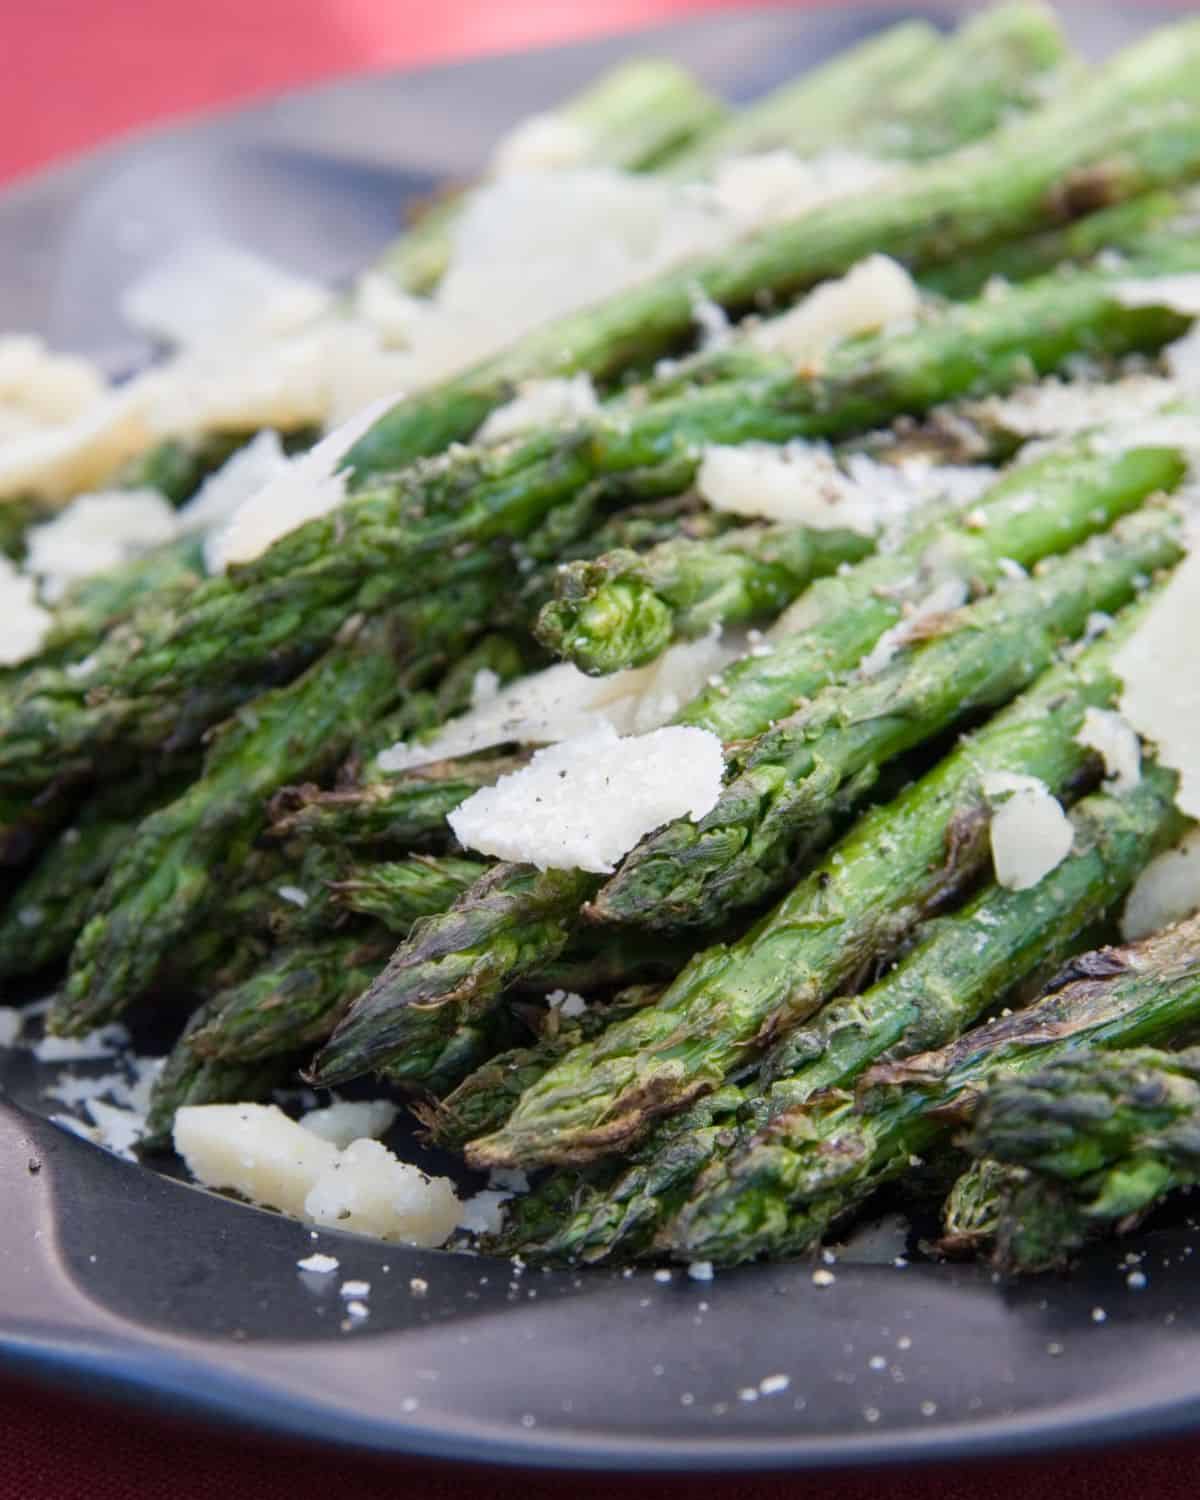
[4,0,1200,1495]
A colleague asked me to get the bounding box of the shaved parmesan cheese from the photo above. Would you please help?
[857,577,968,677]
[174,429,289,536]
[175,1104,461,1245]
[698,440,983,539]
[300,1098,398,1150]
[706,150,895,231]
[971,375,1177,440]
[205,393,398,571]
[752,255,919,365]
[491,113,593,175]
[0,1008,21,1048]
[1122,827,1200,940]
[352,272,430,347]
[0,336,105,439]
[0,387,152,502]
[477,375,599,443]
[377,630,738,772]
[1114,546,1200,817]
[1076,707,1141,793]
[303,1137,461,1246]
[986,776,1074,891]
[1115,276,1200,317]
[175,1104,339,1217]
[25,489,177,600]
[448,724,723,873]
[122,240,331,347]
[0,555,52,666]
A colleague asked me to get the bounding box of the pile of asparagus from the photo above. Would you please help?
[6,1,1200,1272]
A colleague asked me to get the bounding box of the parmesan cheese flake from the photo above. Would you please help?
[1121,827,1200,941]
[985,774,1074,891]
[1075,707,1141,793]
[447,724,724,873]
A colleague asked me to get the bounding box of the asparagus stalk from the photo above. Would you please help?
[659,20,942,180]
[497,765,1187,1261]
[7,251,1198,805]
[462,599,1174,1171]
[311,866,598,1088]
[672,430,1191,745]
[536,521,873,676]
[380,61,728,294]
[50,611,425,1035]
[670,913,1200,1264]
[268,752,530,851]
[959,1044,1200,1270]
[186,934,394,1063]
[937,1159,1026,1258]
[418,984,666,1149]
[592,503,1185,933]
[0,764,198,978]
[918,189,1189,300]
[344,26,1200,477]
[331,853,489,933]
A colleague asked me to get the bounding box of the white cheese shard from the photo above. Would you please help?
[447,723,724,873]
[303,1137,461,1246]
[175,1103,462,1245]
[175,1103,340,1218]
[0,1008,21,1048]
[1166,325,1200,390]
[174,429,289,537]
[0,555,52,666]
[204,393,398,571]
[25,489,177,600]
[697,440,987,540]
[299,1098,399,1150]
[1114,545,1200,817]
[1114,276,1200,317]
[121,240,332,347]
[0,387,152,502]
[491,113,593,176]
[1122,827,1200,941]
[706,150,895,231]
[83,1098,144,1160]
[377,629,739,772]
[970,375,1178,440]
[751,255,920,365]
[477,375,600,443]
[0,336,105,439]
[1076,707,1141,793]
[984,774,1074,891]
[857,577,969,677]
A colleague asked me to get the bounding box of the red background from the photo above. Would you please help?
[2,0,1199,1493]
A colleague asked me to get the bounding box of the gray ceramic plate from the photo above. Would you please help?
[2,2,1198,1473]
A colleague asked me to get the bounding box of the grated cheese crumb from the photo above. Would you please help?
[1121,827,1200,941]
[546,988,587,1018]
[276,884,309,908]
[339,1279,371,1298]
[687,1260,715,1282]
[447,724,724,873]
[491,113,593,176]
[297,1252,339,1274]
